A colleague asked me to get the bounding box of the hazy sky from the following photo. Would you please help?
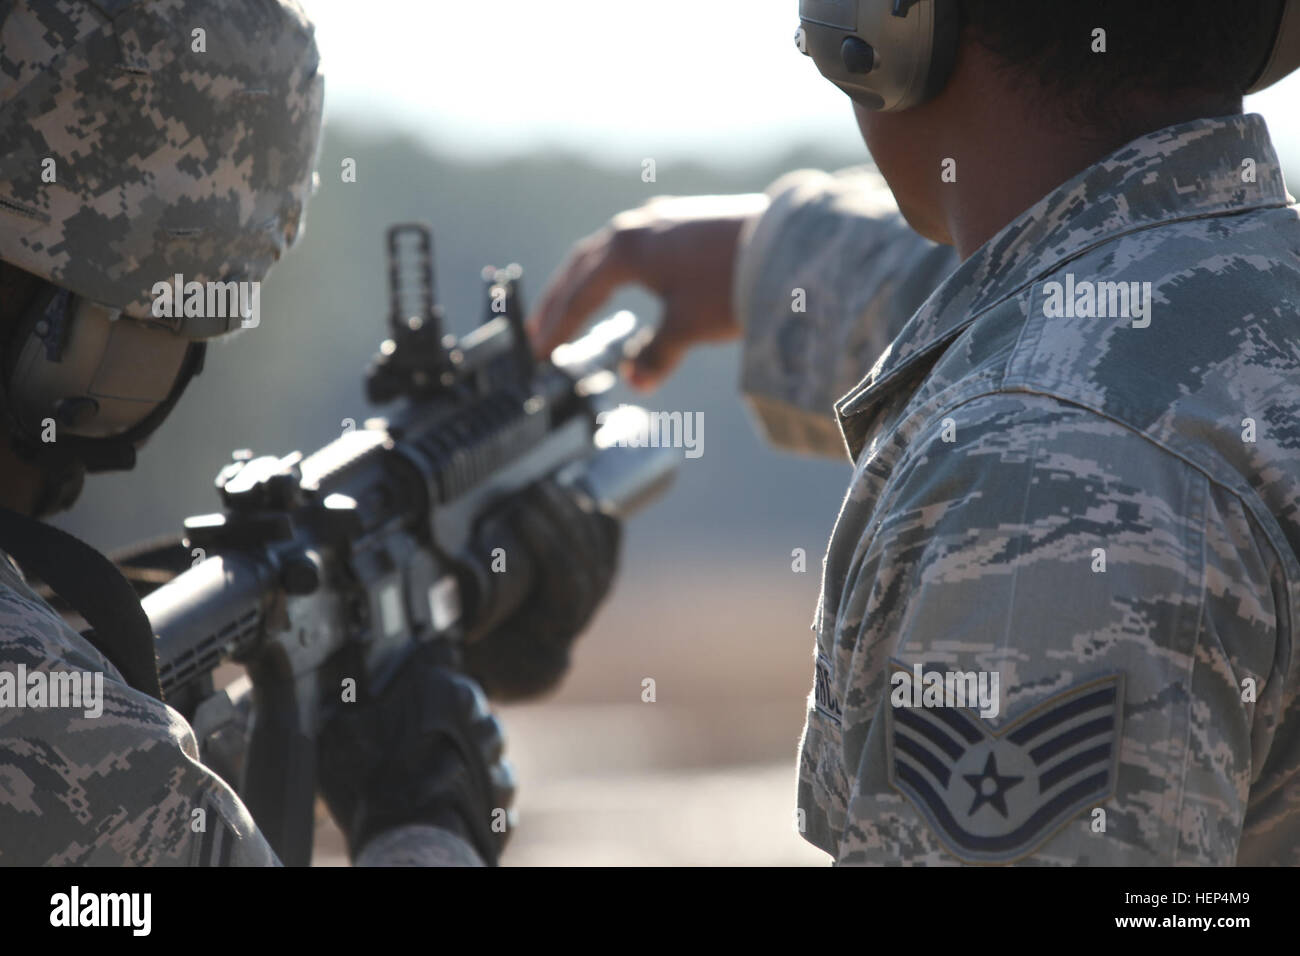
[302,0,1300,169]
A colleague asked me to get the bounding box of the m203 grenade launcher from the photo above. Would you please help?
[132,224,679,865]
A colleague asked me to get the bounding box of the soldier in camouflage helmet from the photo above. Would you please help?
[0,0,512,866]
[0,0,327,514]
[530,0,1300,864]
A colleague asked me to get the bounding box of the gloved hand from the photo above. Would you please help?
[463,478,621,702]
[318,643,516,865]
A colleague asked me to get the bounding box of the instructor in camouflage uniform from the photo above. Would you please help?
[0,0,520,866]
[531,0,1300,864]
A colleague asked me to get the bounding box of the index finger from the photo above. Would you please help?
[525,234,628,357]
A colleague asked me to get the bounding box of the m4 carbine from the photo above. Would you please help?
[132,224,679,865]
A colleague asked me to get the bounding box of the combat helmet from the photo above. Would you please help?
[0,0,324,511]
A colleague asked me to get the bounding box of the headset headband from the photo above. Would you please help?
[1250,0,1300,92]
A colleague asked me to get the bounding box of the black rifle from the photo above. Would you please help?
[132,225,678,865]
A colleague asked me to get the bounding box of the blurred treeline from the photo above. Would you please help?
[55,127,862,570]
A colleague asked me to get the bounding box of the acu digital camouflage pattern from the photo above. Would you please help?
[0,0,324,329]
[0,550,486,866]
[736,113,1300,864]
[0,550,276,864]
[0,0,484,866]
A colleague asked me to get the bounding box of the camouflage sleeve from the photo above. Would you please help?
[354,824,485,867]
[0,561,278,866]
[831,392,1288,865]
[733,167,959,458]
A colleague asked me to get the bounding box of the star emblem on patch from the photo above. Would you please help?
[963,752,1024,818]
[885,665,1124,864]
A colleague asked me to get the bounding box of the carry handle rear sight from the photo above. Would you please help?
[368,223,453,403]
[367,224,534,403]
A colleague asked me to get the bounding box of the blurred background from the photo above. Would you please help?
[53,1,1300,865]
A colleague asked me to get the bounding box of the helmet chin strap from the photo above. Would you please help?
[28,457,84,518]
[0,406,86,517]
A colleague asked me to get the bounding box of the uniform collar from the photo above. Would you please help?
[834,113,1293,459]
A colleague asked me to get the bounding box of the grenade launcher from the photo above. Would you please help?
[121,225,678,865]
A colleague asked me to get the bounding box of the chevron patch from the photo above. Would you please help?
[886,668,1124,864]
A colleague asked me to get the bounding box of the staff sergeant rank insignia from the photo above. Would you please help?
[885,667,1124,863]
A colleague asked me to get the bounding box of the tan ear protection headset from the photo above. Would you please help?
[797,0,1300,112]
[1,278,207,507]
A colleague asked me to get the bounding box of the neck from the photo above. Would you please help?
[938,81,1242,260]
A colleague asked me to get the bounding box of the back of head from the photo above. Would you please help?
[799,0,1297,127]
[959,0,1292,135]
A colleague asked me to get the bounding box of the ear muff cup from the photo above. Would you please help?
[798,0,961,112]
[5,286,192,439]
[1,278,206,477]
[919,0,961,104]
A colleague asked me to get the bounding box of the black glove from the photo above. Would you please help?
[463,478,621,702]
[318,643,516,865]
